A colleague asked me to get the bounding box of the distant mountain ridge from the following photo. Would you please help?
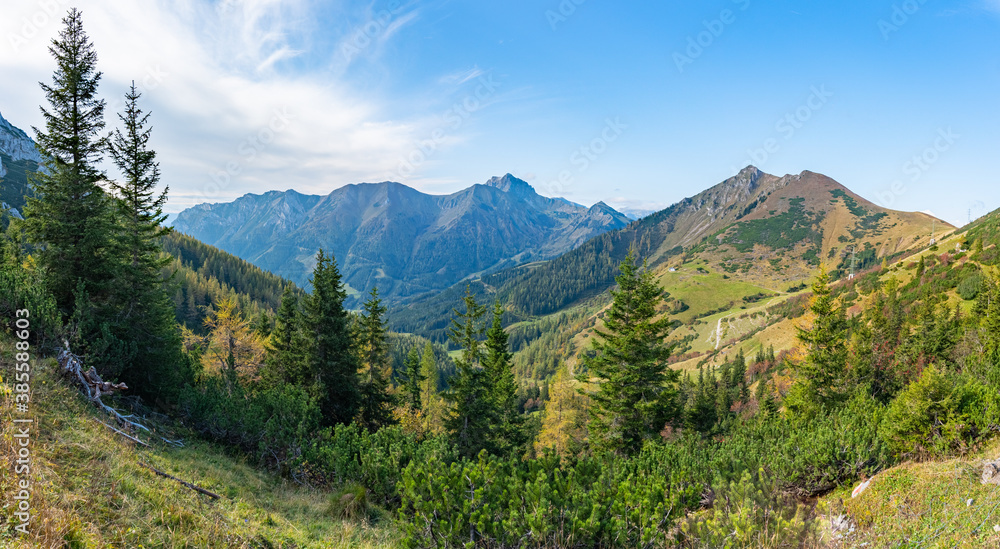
[172,174,632,305]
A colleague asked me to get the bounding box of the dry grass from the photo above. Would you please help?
[0,347,400,548]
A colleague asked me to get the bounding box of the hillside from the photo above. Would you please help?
[171,174,631,306]
[390,167,950,352]
[0,345,396,548]
[161,231,304,332]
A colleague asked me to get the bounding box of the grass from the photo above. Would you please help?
[823,439,1000,548]
[0,347,400,548]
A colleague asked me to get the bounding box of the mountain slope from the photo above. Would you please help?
[390,167,951,347]
[0,111,43,217]
[172,174,631,306]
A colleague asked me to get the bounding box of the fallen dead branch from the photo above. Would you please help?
[92,417,151,447]
[139,462,223,500]
[59,341,183,447]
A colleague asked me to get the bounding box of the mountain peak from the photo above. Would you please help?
[484,174,536,197]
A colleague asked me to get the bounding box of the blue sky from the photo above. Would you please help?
[1,0,998,225]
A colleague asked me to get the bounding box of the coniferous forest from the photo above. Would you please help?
[4,7,1000,549]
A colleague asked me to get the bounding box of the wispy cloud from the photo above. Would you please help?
[0,0,475,211]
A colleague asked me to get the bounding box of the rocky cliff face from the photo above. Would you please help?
[0,112,43,215]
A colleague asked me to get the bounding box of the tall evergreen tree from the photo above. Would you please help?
[264,285,307,387]
[789,267,850,414]
[401,347,425,411]
[579,249,679,456]
[304,249,359,426]
[25,8,114,315]
[356,287,396,431]
[105,81,182,394]
[483,300,525,457]
[444,287,492,458]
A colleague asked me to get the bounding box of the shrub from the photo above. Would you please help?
[880,366,1000,458]
[327,482,370,520]
[958,273,983,300]
[678,469,817,548]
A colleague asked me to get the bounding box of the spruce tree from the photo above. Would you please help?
[789,267,849,413]
[444,287,492,458]
[264,285,307,387]
[401,347,425,411]
[579,249,679,456]
[483,300,525,457]
[105,81,182,394]
[25,8,114,316]
[356,287,396,431]
[304,249,359,426]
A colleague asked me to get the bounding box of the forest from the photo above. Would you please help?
[4,9,1000,549]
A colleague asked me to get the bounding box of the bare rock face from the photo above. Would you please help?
[982,459,1000,485]
[0,111,43,164]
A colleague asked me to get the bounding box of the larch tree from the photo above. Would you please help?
[535,364,589,458]
[578,249,679,457]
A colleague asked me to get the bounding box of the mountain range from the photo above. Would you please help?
[172,174,632,305]
[389,166,950,343]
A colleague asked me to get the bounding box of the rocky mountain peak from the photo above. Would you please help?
[484,174,536,197]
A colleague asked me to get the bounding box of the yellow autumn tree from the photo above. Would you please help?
[202,297,265,387]
[535,364,589,458]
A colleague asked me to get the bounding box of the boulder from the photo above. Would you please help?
[982,459,1000,485]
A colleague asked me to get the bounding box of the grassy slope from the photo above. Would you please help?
[0,348,398,548]
[820,439,1000,548]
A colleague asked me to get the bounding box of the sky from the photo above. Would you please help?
[1,0,998,226]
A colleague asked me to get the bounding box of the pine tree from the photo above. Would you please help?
[444,287,492,458]
[579,249,679,456]
[105,81,182,394]
[401,347,425,411]
[483,300,525,457]
[304,249,359,426]
[356,287,396,432]
[790,267,849,413]
[25,9,114,315]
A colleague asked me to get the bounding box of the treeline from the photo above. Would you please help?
[388,199,690,339]
[160,231,302,332]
